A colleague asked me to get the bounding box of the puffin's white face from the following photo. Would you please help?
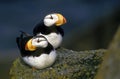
[32,36,48,48]
[44,14,59,27]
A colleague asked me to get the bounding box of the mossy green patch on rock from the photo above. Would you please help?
[9,48,106,79]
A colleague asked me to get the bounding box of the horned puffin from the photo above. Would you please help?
[33,13,66,49]
[16,32,57,69]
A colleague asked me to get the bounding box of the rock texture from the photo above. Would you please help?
[9,48,105,79]
[95,26,120,79]
[9,26,120,79]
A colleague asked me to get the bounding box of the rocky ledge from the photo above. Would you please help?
[10,26,120,79]
[10,48,105,79]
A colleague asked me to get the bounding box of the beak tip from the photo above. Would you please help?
[63,17,67,24]
[55,13,67,26]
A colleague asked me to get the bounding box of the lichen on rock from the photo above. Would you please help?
[9,48,106,79]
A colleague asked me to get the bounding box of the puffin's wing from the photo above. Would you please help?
[16,34,23,50]
[20,31,30,36]
[16,31,25,50]
[33,22,45,36]
[57,27,64,36]
[16,31,31,51]
[33,25,38,36]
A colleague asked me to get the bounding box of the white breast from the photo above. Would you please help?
[22,50,57,69]
[37,33,62,48]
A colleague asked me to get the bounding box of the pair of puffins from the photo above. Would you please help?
[16,13,66,69]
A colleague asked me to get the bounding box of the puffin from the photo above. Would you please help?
[33,13,66,49]
[16,32,57,69]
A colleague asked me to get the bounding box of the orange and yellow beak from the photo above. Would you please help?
[55,13,67,26]
[25,39,36,51]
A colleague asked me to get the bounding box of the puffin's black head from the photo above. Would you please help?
[33,13,66,36]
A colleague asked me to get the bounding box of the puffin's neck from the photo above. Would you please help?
[33,22,60,35]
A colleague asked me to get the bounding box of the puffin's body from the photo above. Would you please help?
[33,13,66,49]
[16,33,57,69]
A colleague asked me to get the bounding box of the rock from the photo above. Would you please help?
[9,48,105,79]
[95,26,120,79]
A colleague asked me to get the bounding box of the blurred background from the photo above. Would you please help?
[0,0,120,79]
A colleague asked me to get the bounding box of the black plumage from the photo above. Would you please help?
[33,21,64,36]
[16,32,54,57]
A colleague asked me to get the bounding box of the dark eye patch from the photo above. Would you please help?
[50,15,53,19]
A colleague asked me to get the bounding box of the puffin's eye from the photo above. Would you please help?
[37,39,40,43]
[50,15,53,19]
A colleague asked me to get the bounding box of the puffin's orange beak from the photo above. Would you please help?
[25,39,36,51]
[55,13,67,26]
